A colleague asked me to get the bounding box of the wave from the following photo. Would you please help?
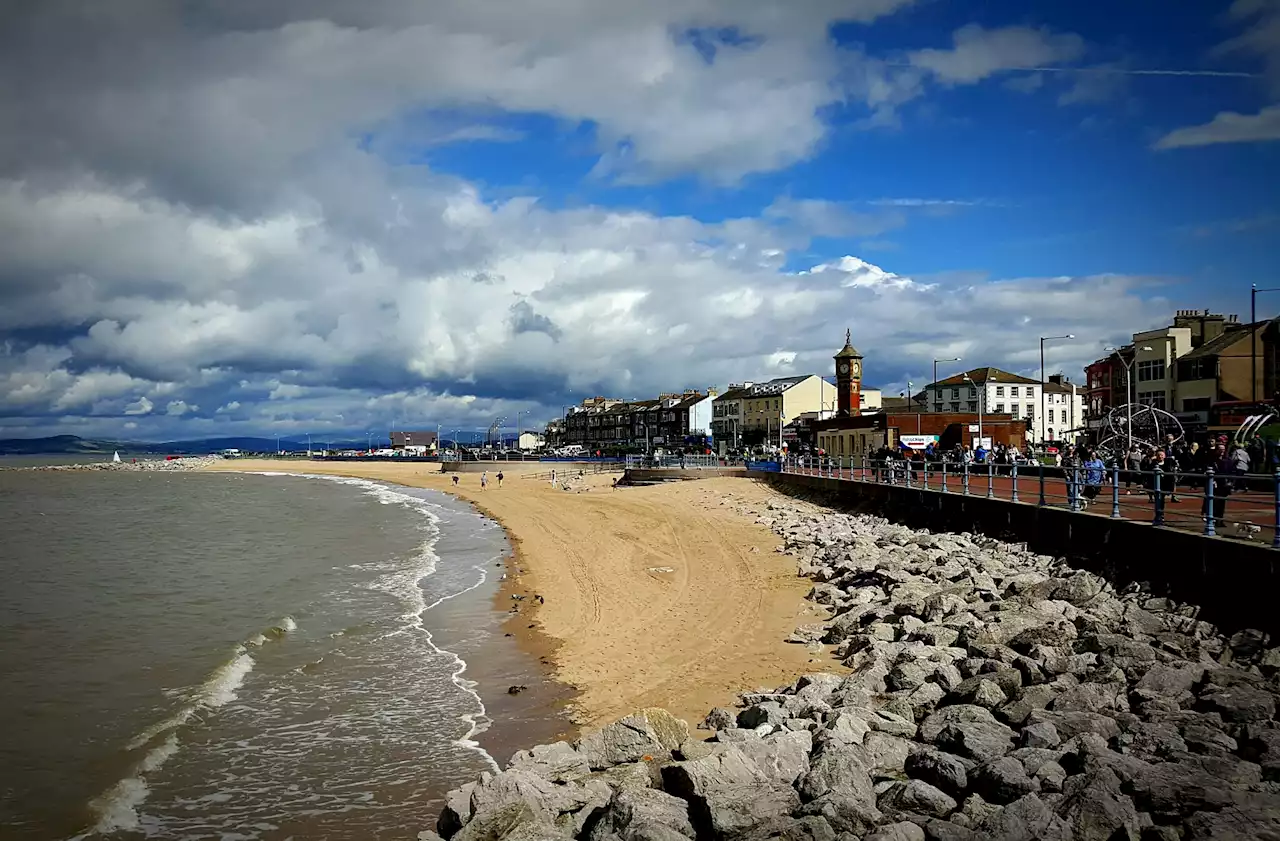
[247,471,501,771]
[84,733,181,835]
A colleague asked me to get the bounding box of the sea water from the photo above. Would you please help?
[0,468,546,839]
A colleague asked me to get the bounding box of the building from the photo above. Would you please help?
[741,375,828,445]
[711,383,753,446]
[558,390,715,450]
[517,431,544,451]
[1130,325,1192,412]
[389,430,438,454]
[817,411,1028,456]
[924,367,1041,437]
[1084,348,1131,436]
[1043,374,1085,443]
[1173,318,1269,433]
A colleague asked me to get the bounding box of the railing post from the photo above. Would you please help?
[1153,466,1165,526]
[1273,470,1280,548]
[923,460,930,491]
[963,461,970,495]
[1011,463,1020,503]
[987,462,995,499]
[905,458,912,488]
[1068,465,1079,511]
[941,461,949,493]
[1204,467,1216,537]
[1038,461,1046,507]
[1111,463,1121,519]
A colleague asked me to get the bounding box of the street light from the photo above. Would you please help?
[932,357,962,409]
[963,373,984,449]
[1040,335,1075,445]
[1252,284,1280,403]
[1105,345,1154,452]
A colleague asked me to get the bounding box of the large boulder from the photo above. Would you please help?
[451,801,573,841]
[583,788,695,841]
[661,747,801,839]
[877,779,958,819]
[576,709,690,769]
[1053,767,1140,841]
[508,741,591,783]
[904,749,969,797]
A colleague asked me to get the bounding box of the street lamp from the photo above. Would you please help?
[963,373,983,448]
[933,357,962,409]
[1252,284,1280,403]
[1040,335,1075,444]
[1105,345,1153,452]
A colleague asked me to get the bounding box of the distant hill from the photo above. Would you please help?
[0,435,376,455]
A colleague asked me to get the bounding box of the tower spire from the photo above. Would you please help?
[845,327,851,346]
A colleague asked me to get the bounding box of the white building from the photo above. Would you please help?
[923,367,1087,444]
[711,383,753,445]
[517,431,544,451]
[1043,375,1086,444]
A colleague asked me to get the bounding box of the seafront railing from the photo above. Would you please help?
[624,454,729,469]
[776,455,1280,547]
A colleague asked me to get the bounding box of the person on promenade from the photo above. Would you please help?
[1081,449,1106,509]
[1205,442,1236,529]
[480,471,488,490]
[496,471,504,488]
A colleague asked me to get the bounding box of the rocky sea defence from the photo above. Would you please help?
[13,455,223,471]
[425,492,1280,841]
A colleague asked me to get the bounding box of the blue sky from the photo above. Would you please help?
[0,0,1277,440]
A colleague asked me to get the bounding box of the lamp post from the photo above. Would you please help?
[1040,335,1075,445]
[963,373,983,448]
[1106,345,1154,453]
[933,357,961,409]
[1252,284,1280,403]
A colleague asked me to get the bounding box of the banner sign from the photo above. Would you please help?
[746,460,781,472]
[899,435,939,450]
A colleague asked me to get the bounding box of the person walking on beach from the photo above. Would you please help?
[480,471,488,490]
[452,474,459,487]
[496,471,504,488]
[550,468,557,487]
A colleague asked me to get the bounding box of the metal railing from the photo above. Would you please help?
[624,454,727,469]
[775,455,1280,547]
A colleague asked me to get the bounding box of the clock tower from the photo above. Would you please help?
[834,329,863,417]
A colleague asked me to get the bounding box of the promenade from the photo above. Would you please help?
[783,458,1280,545]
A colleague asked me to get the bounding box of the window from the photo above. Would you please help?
[1060,410,1067,424]
[969,387,977,398]
[1137,360,1166,382]
[951,388,960,399]
[967,401,977,411]
[1182,397,1211,411]
[774,399,779,410]
[1010,387,1019,397]
[934,402,943,412]
[995,403,1005,413]
[1137,391,1167,410]
[950,402,960,412]
[1177,358,1215,381]
[995,386,1005,397]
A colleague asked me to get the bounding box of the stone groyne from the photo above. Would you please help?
[424,492,1280,841]
[14,455,224,471]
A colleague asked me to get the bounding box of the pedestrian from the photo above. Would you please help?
[496,471,504,488]
[550,468,557,487]
[452,474,459,487]
[1204,443,1236,529]
[480,471,488,490]
[1081,449,1105,509]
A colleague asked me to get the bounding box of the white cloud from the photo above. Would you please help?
[1154,104,1280,148]
[907,24,1085,85]
[166,400,196,416]
[123,396,153,416]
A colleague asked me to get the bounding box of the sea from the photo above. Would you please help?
[0,459,567,840]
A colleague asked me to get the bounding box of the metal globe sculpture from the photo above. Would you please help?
[1095,403,1185,457]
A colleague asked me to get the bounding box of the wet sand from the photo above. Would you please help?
[202,459,839,730]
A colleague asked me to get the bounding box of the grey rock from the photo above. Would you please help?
[921,705,1002,743]
[978,793,1072,841]
[996,685,1059,728]
[889,662,930,692]
[919,819,982,841]
[932,664,964,693]
[439,781,479,837]
[878,779,959,819]
[738,701,790,730]
[1021,722,1060,749]
[508,741,591,783]
[1197,685,1277,723]
[907,682,947,715]
[584,788,694,841]
[661,748,800,839]
[1050,682,1128,714]
[701,708,737,732]
[451,801,572,841]
[1024,709,1121,742]
[974,757,1040,805]
[1132,663,1204,706]
[871,708,920,738]
[935,720,1017,763]
[819,710,870,748]
[734,730,812,787]
[905,749,969,797]
[1033,760,1067,793]
[798,744,876,803]
[864,731,914,776]
[1055,768,1141,841]
[1183,803,1280,840]
[729,815,839,841]
[865,821,926,841]
[576,709,690,769]
[1182,723,1238,756]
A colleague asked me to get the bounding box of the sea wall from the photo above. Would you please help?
[624,467,748,483]
[11,455,223,472]
[424,490,1280,841]
[753,470,1280,639]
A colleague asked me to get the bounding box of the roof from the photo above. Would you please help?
[390,431,438,446]
[1043,381,1079,394]
[930,367,1040,388]
[748,375,813,395]
[1180,322,1264,360]
[714,387,753,402]
[672,392,708,409]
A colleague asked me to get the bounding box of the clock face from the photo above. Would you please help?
[851,360,861,378]
[838,363,850,374]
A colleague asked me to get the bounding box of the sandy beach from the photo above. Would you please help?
[201,459,837,729]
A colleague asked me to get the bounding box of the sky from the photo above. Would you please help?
[1,0,1279,442]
